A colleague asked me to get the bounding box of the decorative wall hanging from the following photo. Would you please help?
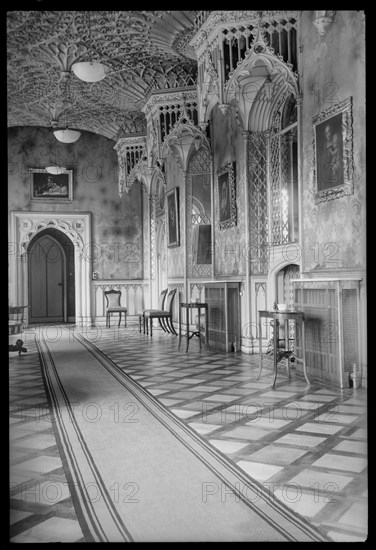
[166,187,180,247]
[313,97,353,203]
[30,168,73,202]
[217,161,237,229]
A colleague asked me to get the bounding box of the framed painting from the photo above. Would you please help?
[217,161,236,229]
[167,187,180,247]
[30,168,73,202]
[313,97,353,203]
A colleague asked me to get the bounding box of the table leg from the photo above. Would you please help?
[258,317,262,379]
[301,318,310,385]
[178,307,182,350]
[205,305,209,350]
[272,319,278,389]
[198,306,202,350]
[186,308,189,352]
[285,319,291,378]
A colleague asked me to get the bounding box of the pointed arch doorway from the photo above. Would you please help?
[9,212,91,327]
[28,228,75,323]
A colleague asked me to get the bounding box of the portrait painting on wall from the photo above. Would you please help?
[217,161,236,229]
[315,113,344,191]
[30,169,73,201]
[313,97,353,203]
[167,187,179,247]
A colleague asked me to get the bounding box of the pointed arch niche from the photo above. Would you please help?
[9,211,92,326]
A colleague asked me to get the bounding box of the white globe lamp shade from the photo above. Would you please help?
[53,128,81,143]
[71,61,110,83]
[45,165,66,175]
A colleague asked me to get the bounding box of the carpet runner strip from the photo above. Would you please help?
[36,328,330,542]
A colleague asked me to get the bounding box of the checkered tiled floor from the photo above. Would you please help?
[9,323,368,542]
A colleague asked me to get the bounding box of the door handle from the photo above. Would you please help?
[58,282,63,286]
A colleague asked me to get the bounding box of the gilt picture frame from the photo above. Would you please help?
[313,97,353,203]
[217,161,236,229]
[30,168,73,202]
[167,187,180,247]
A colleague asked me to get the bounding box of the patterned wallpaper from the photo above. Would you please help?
[8,126,143,279]
[211,104,247,277]
[300,11,365,273]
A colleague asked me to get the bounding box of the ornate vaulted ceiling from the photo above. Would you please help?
[7,10,199,140]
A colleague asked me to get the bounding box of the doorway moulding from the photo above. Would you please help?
[9,211,92,326]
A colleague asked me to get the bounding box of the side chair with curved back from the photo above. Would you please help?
[104,289,128,328]
[138,289,168,334]
[144,288,177,337]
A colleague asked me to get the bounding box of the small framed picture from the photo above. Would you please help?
[30,168,73,201]
[166,187,180,247]
[313,97,353,203]
[217,161,236,229]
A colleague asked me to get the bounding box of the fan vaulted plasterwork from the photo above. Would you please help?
[7,11,199,140]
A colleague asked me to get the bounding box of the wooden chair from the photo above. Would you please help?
[138,289,168,334]
[144,289,177,337]
[9,306,28,335]
[104,290,127,328]
[9,306,29,355]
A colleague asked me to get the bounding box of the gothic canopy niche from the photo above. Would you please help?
[114,135,147,197]
[223,25,299,131]
[161,103,211,172]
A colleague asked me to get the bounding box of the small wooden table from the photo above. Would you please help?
[258,309,310,388]
[178,302,209,352]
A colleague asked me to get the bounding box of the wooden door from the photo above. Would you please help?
[29,235,65,322]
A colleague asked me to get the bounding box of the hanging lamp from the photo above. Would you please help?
[45,165,66,175]
[71,12,110,83]
[53,127,81,143]
[46,126,67,174]
[52,75,81,143]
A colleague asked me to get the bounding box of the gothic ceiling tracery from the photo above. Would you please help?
[7,10,199,140]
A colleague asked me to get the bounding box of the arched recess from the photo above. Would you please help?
[28,228,75,323]
[265,258,300,308]
[9,211,91,326]
[186,147,213,280]
[148,165,166,308]
[273,262,300,347]
[275,263,300,307]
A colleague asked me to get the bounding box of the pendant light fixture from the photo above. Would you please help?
[46,132,66,174]
[53,127,81,143]
[45,165,66,175]
[52,73,81,143]
[71,12,110,83]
